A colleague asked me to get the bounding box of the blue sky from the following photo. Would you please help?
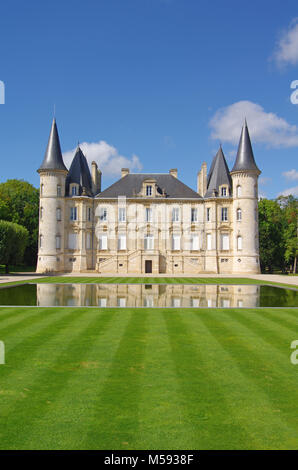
[0,0,298,198]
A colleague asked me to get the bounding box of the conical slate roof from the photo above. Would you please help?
[38,119,68,172]
[65,146,93,196]
[205,146,232,197]
[231,121,260,173]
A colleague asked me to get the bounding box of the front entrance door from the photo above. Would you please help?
[145,260,152,273]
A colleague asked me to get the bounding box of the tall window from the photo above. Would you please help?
[39,234,43,248]
[206,233,212,250]
[56,208,61,221]
[191,208,198,222]
[145,207,152,222]
[40,184,44,196]
[87,207,92,221]
[237,185,242,197]
[57,185,61,197]
[99,208,107,221]
[221,207,228,221]
[119,208,126,222]
[172,234,180,250]
[191,235,199,250]
[68,233,77,250]
[118,234,126,250]
[70,207,77,221]
[99,234,108,250]
[40,207,43,219]
[144,234,154,250]
[71,186,77,196]
[221,234,229,250]
[206,207,210,222]
[237,236,243,250]
[221,187,227,196]
[172,208,179,222]
[86,233,91,249]
[146,185,152,196]
[236,208,242,221]
[56,235,61,249]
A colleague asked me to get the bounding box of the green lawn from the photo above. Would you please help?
[0,306,297,449]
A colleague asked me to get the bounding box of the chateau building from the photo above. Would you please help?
[36,119,261,274]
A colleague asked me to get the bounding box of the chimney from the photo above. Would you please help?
[91,161,102,195]
[197,162,207,196]
[121,168,129,178]
[169,168,178,178]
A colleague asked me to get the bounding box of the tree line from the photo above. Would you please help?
[0,179,297,274]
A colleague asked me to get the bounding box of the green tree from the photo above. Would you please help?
[258,198,285,273]
[0,179,39,266]
[277,195,298,273]
[0,220,29,273]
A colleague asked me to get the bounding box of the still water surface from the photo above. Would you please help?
[0,283,297,308]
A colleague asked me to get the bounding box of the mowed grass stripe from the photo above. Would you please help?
[163,310,249,449]
[82,310,149,450]
[0,307,97,447]
[0,307,84,379]
[137,311,196,450]
[251,307,298,328]
[185,310,296,449]
[24,310,132,450]
[231,308,298,356]
[0,307,40,324]
[3,309,120,450]
[198,310,298,447]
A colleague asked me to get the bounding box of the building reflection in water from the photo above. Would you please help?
[36,283,260,308]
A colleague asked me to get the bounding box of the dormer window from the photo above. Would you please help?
[221,187,227,197]
[142,178,156,197]
[70,184,79,196]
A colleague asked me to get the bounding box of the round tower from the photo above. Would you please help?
[36,119,68,273]
[231,121,261,274]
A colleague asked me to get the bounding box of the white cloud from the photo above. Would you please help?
[278,186,298,197]
[259,177,272,185]
[210,100,298,148]
[273,18,298,67]
[63,140,143,177]
[283,169,298,181]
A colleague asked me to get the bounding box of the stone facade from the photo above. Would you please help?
[36,119,261,275]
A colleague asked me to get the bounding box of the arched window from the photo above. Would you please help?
[56,235,61,249]
[237,208,242,221]
[237,185,242,197]
[39,234,43,248]
[57,185,61,197]
[237,236,242,250]
[40,184,44,196]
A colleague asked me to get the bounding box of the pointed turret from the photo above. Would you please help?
[205,146,232,197]
[38,118,68,172]
[231,121,260,174]
[65,146,93,196]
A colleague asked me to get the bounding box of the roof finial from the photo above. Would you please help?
[53,104,56,119]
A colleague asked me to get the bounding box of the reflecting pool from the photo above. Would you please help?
[0,283,297,307]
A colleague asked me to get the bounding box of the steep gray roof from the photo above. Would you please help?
[38,119,68,172]
[205,147,232,197]
[65,147,93,196]
[231,121,260,173]
[96,173,201,199]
